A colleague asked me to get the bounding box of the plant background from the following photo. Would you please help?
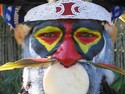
[0,17,22,94]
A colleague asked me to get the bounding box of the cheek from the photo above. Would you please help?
[31,37,49,57]
[31,31,64,57]
[86,38,104,60]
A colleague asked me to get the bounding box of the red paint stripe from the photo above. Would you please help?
[0,4,2,16]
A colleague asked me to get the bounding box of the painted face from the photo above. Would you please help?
[30,20,104,67]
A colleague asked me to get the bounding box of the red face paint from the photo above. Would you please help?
[38,32,61,45]
[53,20,82,67]
[33,20,104,67]
[76,32,98,45]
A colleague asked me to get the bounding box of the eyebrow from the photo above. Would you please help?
[33,21,66,33]
[72,20,103,32]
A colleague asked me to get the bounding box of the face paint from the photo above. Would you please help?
[72,20,104,60]
[34,26,63,51]
[31,21,65,57]
[30,20,104,67]
[53,20,82,67]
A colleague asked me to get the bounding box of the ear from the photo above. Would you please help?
[102,22,118,43]
[14,24,32,45]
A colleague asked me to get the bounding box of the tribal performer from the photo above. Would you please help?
[0,0,125,94]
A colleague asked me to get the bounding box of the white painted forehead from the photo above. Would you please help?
[24,0,111,22]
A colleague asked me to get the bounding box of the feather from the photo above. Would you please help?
[0,58,52,71]
[91,62,125,75]
[119,13,125,22]
[102,22,118,43]
[14,24,32,44]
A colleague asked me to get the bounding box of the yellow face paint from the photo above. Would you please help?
[34,26,63,51]
[73,28,102,54]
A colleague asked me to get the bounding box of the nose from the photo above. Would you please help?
[52,35,82,67]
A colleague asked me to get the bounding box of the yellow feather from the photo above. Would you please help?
[0,58,52,71]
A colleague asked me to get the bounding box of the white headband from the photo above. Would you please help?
[24,0,111,22]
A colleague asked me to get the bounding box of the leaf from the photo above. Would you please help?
[0,58,53,71]
[111,73,124,92]
[91,62,125,75]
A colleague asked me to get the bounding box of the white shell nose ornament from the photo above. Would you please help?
[43,63,89,94]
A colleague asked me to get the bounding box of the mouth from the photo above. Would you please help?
[51,57,88,68]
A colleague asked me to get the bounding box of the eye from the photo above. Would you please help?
[34,26,63,45]
[36,31,61,45]
[78,32,94,38]
[76,32,99,45]
[38,32,59,38]
[76,32,97,38]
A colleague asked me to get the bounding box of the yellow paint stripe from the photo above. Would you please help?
[73,28,102,54]
[34,26,63,51]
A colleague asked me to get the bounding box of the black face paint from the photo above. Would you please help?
[30,20,65,57]
[72,20,104,60]
[27,20,104,61]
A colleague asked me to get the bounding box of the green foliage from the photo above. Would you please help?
[111,73,125,94]
[0,69,21,94]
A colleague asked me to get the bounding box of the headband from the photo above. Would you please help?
[24,0,111,22]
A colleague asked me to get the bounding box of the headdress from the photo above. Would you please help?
[0,0,125,28]
[25,0,111,22]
